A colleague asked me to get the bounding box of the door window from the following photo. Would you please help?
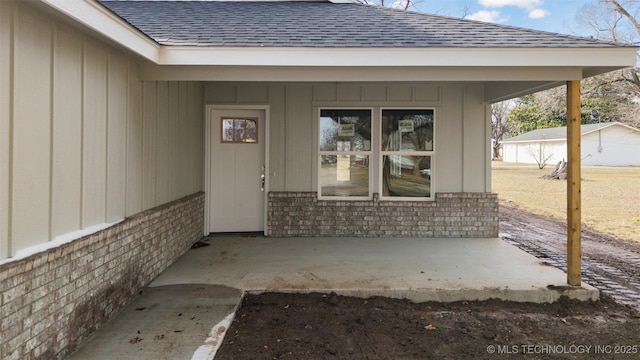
[221,117,258,143]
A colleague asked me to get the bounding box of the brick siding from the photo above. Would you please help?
[268,192,498,238]
[0,192,204,360]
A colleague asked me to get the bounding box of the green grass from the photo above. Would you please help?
[492,162,640,243]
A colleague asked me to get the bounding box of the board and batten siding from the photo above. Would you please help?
[204,82,490,195]
[0,1,203,259]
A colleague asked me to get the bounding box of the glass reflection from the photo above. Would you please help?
[382,155,431,197]
[382,110,434,151]
[320,155,369,197]
[320,110,371,152]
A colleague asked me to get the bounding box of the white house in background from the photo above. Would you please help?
[501,122,640,166]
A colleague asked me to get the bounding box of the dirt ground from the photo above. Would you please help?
[216,204,640,359]
[216,292,639,359]
[499,202,640,308]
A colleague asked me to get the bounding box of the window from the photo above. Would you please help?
[381,109,434,199]
[318,108,434,200]
[221,117,258,143]
[319,109,372,198]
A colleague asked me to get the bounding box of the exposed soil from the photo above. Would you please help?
[217,292,639,359]
[216,204,640,359]
[499,202,640,309]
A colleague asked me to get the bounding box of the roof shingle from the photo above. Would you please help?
[501,122,637,143]
[99,0,628,48]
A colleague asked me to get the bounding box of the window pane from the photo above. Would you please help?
[245,119,257,142]
[320,110,372,151]
[382,110,434,151]
[320,155,369,197]
[222,119,234,142]
[382,155,431,197]
[233,119,245,142]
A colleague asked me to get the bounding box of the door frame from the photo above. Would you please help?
[204,104,270,236]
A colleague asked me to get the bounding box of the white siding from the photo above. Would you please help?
[502,141,565,165]
[204,82,490,194]
[142,81,158,210]
[462,85,488,192]
[0,1,204,258]
[436,86,463,192]
[285,85,314,191]
[11,5,52,252]
[156,81,171,205]
[582,126,640,166]
[82,40,108,227]
[106,52,129,222]
[503,125,640,167]
[52,27,83,237]
[126,66,144,215]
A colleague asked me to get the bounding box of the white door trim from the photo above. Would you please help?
[204,104,270,236]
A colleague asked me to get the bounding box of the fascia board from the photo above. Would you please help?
[581,122,640,136]
[580,124,614,137]
[139,65,583,82]
[39,0,160,62]
[158,47,638,67]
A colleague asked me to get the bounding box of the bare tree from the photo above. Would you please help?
[526,142,554,169]
[491,100,512,159]
[359,0,421,11]
[577,1,640,96]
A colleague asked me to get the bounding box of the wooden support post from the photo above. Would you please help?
[566,81,582,286]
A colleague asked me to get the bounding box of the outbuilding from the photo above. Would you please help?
[502,122,640,166]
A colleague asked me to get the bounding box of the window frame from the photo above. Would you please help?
[317,108,374,200]
[220,116,259,144]
[379,107,435,201]
[316,107,435,201]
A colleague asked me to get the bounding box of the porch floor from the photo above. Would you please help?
[69,236,598,359]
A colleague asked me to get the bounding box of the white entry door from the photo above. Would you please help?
[208,109,266,233]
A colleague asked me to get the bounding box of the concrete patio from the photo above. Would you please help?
[69,236,598,359]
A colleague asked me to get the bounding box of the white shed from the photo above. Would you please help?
[501,122,640,166]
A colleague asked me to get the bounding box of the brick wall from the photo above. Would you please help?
[0,192,204,360]
[268,192,498,238]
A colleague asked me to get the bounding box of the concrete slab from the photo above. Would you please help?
[152,236,598,303]
[69,236,598,359]
[68,284,242,360]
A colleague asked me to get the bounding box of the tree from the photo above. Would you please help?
[359,0,421,11]
[576,0,640,127]
[504,0,640,136]
[506,94,564,136]
[491,100,512,159]
[526,142,554,169]
[506,74,638,136]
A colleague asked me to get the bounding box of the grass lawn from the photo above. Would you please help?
[492,161,640,243]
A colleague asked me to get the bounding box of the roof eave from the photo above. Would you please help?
[40,0,637,73]
[39,0,160,62]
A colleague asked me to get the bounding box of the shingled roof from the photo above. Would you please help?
[501,122,640,143]
[99,0,625,48]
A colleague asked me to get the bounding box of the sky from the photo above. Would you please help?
[413,0,594,36]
